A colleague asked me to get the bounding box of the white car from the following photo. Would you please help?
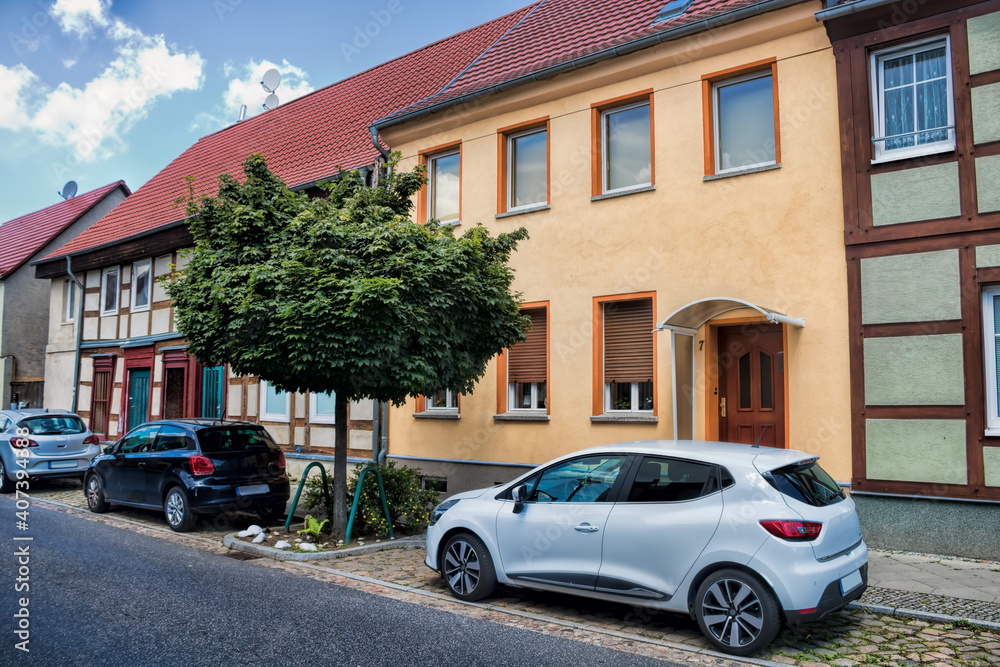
[425,440,867,656]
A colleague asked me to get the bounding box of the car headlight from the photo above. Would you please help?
[430,499,460,526]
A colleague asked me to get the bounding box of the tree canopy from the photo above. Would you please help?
[168,153,529,403]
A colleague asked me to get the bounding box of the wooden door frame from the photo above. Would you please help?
[120,346,154,435]
[703,317,790,447]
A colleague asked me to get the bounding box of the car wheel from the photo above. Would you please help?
[164,487,196,532]
[85,474,109,513]
[694,568,781,656]
[0,458,13,494]
[441,532,496,602]
[255,505,285,524]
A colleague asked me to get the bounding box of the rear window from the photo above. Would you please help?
[764,460,845,507]
[21,415,86,435]
[197,427,277,453]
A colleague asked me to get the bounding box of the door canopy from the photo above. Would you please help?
[655,297,804,336]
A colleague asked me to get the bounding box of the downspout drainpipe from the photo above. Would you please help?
[369,126,392,466]
[369,126,391,162]
[378,401,388,465]
[66,256,85,413]
[371,399,380,462]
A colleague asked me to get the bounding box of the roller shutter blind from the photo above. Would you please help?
[508,308,546,383]
[604,299,653,383]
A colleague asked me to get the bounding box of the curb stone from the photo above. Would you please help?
[847,600,1000,632]
[223,532,423,561]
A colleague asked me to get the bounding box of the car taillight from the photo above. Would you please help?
[276,451,286,470]
[10,437,38,449]
[759,519,822,540]
[83,434,100,446]
[190,456,215,476]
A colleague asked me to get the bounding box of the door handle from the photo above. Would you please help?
[574,523,600,533]
[138,462,146,468]
[720,397,727,418]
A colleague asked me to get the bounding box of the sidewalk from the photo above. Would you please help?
[23,479,1000,666]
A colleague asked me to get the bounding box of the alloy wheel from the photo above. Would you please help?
[700,577,765,648]
[444,539,481,597]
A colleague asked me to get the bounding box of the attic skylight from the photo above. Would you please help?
[656,0,694,21]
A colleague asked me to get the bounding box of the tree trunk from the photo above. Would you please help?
[331,393,349,541]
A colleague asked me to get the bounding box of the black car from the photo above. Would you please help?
[84,419,290,532]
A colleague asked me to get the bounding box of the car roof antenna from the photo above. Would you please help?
[752,425,771,448]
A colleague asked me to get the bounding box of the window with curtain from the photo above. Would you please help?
[508,307,547,411]
[983,286,1000,436]
[603,298,654,412]
[872,36,954,161]
[131,258,151,311]
[101,266,119,316]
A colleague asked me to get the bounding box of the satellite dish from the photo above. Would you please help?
[59,181,78,200]
[260,68,281,93]
[263,93,279,110]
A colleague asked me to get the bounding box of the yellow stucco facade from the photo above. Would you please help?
[380,2,852,490]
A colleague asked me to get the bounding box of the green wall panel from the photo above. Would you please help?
[977,154,1000,214]
[860,250,961,324]
[871,163,960,226]
[864,334,965,406]
[986,447,1000,487]
[972,83,1000,145]
[968,12,1000,76]
[866,419,967,485]
[976,244,1000,268]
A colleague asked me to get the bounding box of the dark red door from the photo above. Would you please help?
[718,324,785,448]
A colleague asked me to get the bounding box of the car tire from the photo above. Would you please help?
[694,568,781,656]
[85,474,109,513]
[441,532,496,602]
[255,505,285,524]
[0,459,13,494]
[164,486,196,532]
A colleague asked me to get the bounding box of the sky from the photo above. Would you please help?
[0,0,530,223]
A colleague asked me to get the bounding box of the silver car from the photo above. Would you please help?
[0,409,101,492]
[425,440,868,656]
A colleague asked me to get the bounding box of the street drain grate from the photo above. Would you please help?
[225,551,261,561]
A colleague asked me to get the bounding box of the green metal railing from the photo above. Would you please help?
[283,462,394,544]
[284,462,331,531]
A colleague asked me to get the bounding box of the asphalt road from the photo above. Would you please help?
[0,498,686,667]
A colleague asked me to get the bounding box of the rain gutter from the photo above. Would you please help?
[814,0,901,22]
[371,0,807,133]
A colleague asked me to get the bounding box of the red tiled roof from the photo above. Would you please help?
[379,0,778,124]
[47,5,534,259]
[0,181,127,277]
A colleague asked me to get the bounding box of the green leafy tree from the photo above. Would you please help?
[167,154,528,539]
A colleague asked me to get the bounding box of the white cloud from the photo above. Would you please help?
[51,0,110,37]
[7,2,205,162]
[191,59,314,131]
[0,64,38,130]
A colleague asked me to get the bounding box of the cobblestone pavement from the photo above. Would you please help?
[22,479,1000,666]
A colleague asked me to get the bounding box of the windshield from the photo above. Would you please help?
[197,427,277,453]
[21,415,86,436]
[764,460,845,507]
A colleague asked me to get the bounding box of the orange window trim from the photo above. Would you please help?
[496,301,550,415]
[701,58,780,177]
[592,292,658,416]
[417,140,462,224]
[590,89,655,197]
[496,117,550,215]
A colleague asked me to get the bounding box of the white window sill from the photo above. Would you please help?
[494,412,549,422]
[414,411,460,420]
[131,307,150,314]
[984,428,1000,438]
[591,413,658,423]
[495,204,550,219]
[591,184,655,202]
[871,143,954,165]
[704,163,781,181]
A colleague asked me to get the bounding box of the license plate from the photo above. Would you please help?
[49,460,77,470]
[236,484,268,496]
[839,568,863,595]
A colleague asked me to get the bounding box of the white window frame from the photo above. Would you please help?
[64,279,77,323]
[601,100,652,195]
[506,127,548,212]
[309,390,337,424]
[130,258,152,312]
[712,70,776,174]
[508,381,546,412]
[259,380,290,422]
[983,286,1000,436]
[604,381,654,414]
[100,266,120,316]
[427,148,460,225]
[870,35,955,163]
[426,389,458,411]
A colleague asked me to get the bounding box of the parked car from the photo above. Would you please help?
[426,440,867,656]
[84,419,290,532]
[0,409,101,493]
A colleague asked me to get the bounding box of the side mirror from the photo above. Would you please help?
[103,445,114,455]
[512,484,527,514]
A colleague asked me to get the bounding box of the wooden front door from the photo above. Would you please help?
[718,324,785,448]
[125,368,151,433]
